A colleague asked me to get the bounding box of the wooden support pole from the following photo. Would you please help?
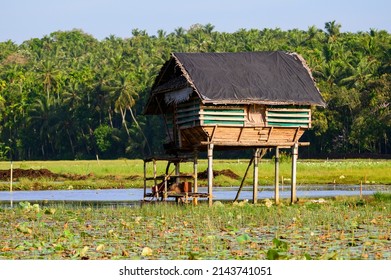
[291,142,298,204]
[163,179,168,201]
[207,143,214,207]
[164,162,171,201]
[193,149,198,206]
[253,148,260,204]
[143,160,147,198]
[274,147,280,205]
[10,161,13,208]
[153,159,157,187]
[175,162,180,184]
[153,159,160,200]
[10,160,13,193]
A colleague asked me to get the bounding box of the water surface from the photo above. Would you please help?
[0,185,388,206]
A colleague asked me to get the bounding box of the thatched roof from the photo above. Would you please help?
[144,51,325,114]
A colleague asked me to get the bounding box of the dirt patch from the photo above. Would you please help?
[197,169,240,180]
[0,168,60,180]
[0,168,93,181]
[0,168,240,181]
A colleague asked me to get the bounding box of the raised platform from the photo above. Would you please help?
[143,192,209,203]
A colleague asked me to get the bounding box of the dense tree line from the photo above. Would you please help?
[0,22,390,160]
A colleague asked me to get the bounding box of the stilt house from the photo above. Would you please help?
[143,51,325,205]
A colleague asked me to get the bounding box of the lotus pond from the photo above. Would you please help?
[0,193,390,260]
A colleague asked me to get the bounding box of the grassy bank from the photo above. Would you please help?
[0,195,390,260]
[0,159,390,191]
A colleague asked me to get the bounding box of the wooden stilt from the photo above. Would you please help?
[274,147,280,204]
[253,148,260,204]
[153,159,159,200]
[291,142,298,204]
[10,160,13,208]
[143,161,147,199]
[207,143,214,207]
[175,162,180,184]
[193,149,198,206]
[153,159,157,186]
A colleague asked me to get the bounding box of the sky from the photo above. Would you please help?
[1,0,390,44]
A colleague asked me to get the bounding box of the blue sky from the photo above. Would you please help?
[1,0,390,43]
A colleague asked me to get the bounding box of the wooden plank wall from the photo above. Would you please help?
[202,126,305,145]
[167,100,311,149]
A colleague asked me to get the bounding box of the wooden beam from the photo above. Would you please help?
[199,141,310,147]
[180,130,192,146]
[210,125,218,142]
[177,107,200,114]
[293,127,301,142]
[266,113,310,117]
[177,117,199,125]
[267,127,273,142]
[200,116,246,121]
[266,108,311,112]
[200,111,246,116]
[234,155,254,202]
[266,119,310,124]
[237,127,244,142]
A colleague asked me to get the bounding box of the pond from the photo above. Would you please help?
[0,184,389,207]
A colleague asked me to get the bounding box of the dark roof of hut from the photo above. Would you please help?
[144,51,325,114]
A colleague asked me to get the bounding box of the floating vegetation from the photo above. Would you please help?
[0,195,390,260]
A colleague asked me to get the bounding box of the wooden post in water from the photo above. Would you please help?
[291,142,298,204]
[274,147,280,204]
[253,148,260,204]
[207,143,214,207]
[193,149,198,206]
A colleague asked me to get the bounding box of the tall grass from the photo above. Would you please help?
[374,192,391,201]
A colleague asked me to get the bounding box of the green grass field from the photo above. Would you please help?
[0,159,390,191]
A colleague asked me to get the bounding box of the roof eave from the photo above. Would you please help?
[201,99,326,107]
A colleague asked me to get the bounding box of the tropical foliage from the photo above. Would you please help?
[0,22,390,160]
